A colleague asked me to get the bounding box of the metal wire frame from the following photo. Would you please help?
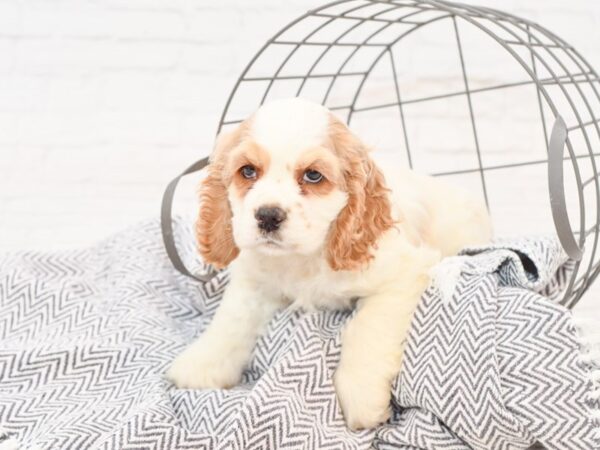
[217,0,600,309]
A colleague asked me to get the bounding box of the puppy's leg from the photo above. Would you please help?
[167,277,281,389]
[334,274,430,430]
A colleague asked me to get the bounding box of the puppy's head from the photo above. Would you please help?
[197,98,393,271]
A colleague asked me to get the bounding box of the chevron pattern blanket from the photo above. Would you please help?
[0,218,599,450]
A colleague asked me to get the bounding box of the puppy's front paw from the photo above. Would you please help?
[166,343,242,389]
[334,364,392,430]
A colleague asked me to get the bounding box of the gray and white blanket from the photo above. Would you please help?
[0,218,598,449]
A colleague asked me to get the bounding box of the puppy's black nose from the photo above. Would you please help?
[255,206,287,232]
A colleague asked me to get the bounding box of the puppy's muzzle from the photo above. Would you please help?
[255,206,287,233]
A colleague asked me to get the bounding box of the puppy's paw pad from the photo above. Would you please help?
[334,366,392,430]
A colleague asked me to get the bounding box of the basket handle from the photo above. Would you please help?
[548,116,583,261]
[160,157,219,283]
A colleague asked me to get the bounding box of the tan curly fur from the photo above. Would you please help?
[196,122,250,268]
[326,117,394,271]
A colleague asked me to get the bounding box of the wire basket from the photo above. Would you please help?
[209,0,600,309]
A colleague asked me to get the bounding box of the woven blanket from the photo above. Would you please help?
[0,218,598,449]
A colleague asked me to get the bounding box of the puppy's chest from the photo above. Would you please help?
[258,261,361,311]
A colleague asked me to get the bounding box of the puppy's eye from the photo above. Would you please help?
[303,169,323,184]
[240,165,257,179]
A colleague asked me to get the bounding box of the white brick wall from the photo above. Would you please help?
[1,0,599,249]
[0,0,599,319]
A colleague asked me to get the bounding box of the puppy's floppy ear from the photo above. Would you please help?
[326,117,394,271]
[196,126,244,268]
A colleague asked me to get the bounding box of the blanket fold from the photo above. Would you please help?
[0,218,598,450]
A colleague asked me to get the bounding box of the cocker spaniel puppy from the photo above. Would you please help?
[167,97,492,429]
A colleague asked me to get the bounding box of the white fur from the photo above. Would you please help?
[167,98,493,430]
[251,97,330,153]
[430,256,469,303]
